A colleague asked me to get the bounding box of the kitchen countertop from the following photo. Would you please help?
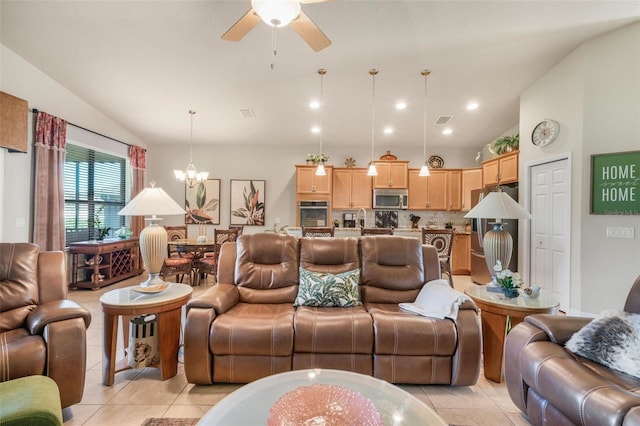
[286,227,471,237]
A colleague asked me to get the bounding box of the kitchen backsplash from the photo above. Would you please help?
[332,209,471,230]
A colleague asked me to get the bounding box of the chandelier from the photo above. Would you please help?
[173,110,209,188]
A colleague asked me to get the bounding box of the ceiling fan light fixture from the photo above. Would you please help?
[251,0,301,27]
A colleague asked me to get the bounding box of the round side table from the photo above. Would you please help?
[99,283,192,386]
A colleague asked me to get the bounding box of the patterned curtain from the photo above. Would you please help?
[33,111,67,250]
[129,145,146,237]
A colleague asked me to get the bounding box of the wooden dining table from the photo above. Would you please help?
[167,239,216,285]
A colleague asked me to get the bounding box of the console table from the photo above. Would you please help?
[69,238,142,290]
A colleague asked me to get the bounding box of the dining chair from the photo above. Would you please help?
[199,228,240,283]
[160,226,193,284]
[421,228,455,287]
[360,227,394,236]
[302,226,335,237]
[229,224,244,236]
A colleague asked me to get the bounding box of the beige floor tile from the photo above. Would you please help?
[79,368,141,405]
[163,404,212,418]
[437,408,515,425]
[107,369,188,405]
[82,405,169,426]
[172,383,244,405]
[422,385,499,410]
[62,405,101,426]
[396,385,434,408]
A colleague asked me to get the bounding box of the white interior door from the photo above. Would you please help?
[530,158,571,311]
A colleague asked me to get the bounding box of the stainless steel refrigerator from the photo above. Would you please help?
[470,185,519,284]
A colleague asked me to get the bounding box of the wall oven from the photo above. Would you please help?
[373,189,408,209]
[298,200,330,227]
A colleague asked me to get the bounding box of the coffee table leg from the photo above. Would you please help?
[157,308,182,380]
[102,312,118,386]
[479,309,508,382]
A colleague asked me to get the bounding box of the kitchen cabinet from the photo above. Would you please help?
[333,168,372,209]
[482,150,519,187]
[69,238,142,289]
[296,165,333,194]
[408,169,461,211]
[461,168,483,211]
[451,233,471,274]
[372,161,409,189]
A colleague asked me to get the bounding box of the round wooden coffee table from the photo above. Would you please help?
[99,283,192,385]
[465,285,559,382]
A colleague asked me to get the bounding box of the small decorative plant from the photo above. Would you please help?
[94,206,111,240]
[445,221,453,229]
[493,261,522,297]
[306,153,329,164]
[491,134,519,155]
[409,213,420,229]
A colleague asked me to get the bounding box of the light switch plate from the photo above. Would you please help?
[606,227,635,239]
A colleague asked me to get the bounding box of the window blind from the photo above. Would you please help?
[64,144,126,244]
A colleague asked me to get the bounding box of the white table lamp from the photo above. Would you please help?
[118,182,185,287]
[464,190,531,283]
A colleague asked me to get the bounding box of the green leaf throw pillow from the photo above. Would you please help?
[295,267,362,307]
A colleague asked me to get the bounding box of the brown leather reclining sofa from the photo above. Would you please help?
[185,233,481,385]
[0,242,92,408]
[505,276,640,426]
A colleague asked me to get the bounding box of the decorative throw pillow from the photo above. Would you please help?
[565,310,640,379]
[294,268,362,307]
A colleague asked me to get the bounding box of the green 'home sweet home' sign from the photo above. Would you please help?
[590,150,640,215]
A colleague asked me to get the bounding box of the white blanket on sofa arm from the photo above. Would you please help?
[399,279,470,320]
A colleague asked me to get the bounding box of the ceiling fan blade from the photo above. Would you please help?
[221,8,261,41]
[290,10,332,52]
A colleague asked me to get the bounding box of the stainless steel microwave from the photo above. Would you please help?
[373,189,408,209]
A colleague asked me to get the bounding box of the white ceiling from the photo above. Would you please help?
[1,1,638,151]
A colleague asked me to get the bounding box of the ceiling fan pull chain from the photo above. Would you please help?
[270,26,277,70]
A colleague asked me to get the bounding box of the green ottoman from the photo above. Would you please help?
[0,376,63,426]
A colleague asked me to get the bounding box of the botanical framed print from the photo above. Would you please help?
[230,179,265,225]
[185,179,220,225]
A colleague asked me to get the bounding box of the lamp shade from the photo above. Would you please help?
[118,185,185,217]
[464,191,531,221]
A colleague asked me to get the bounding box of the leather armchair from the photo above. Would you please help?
[0,243,92,408]
[360,236,482,385]
[505,275,640,425]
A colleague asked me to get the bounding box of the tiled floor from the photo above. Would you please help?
[63,274,531,426]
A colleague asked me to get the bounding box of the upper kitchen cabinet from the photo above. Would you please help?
[372,161,409,189]
[409,169,455,210]
[296,165,333,195]
[482,150,519,187]
[333,168,372,209]
[446,169,462,211]
[461,168,483,211]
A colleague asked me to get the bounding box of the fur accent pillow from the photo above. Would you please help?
[565,310,640,378]
[294,268,361,307]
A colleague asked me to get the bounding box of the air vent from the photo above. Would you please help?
[238,108,255,119]
[434,115,453,125]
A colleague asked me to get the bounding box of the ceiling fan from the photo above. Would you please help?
[221,0,333,52]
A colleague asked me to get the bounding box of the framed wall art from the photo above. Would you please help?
[230,179,265,225]
[590,150,640,215]
[185,179,220,225]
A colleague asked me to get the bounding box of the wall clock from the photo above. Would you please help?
[531,119,560,147]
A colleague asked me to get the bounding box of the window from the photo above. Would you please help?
[64,144,127,244]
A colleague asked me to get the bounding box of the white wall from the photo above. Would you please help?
[0,44,147,242]
[519,22,640,314]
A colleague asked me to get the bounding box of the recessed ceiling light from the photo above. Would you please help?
[395,101,407,110]
[466,102,479,110]
[383,127,394,134]
[311,126,320,133]
[309,100,320,109]
[442,128,453,135]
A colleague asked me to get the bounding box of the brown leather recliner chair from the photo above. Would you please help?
[0,243,92,408]
[505,275,640,426]
[185,233,299,384]
[360,236,482,385]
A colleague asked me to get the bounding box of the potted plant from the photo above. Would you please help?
[444,221,453,229]
[409,213,420,229]
[94,206,111,240]
[306,153,329,165]
[491,134,519,155]
[493,260,522,298]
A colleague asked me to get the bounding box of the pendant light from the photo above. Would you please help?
[367,69,379,177]
[173,110,209,188]
[315,68,327,176]
[419,69,431,177]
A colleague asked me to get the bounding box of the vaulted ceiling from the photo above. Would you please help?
[1,1,638,150]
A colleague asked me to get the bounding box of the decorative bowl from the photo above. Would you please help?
[85,255,103,265]
[91,274,105,282]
